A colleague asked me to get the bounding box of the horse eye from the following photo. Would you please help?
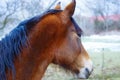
[71,29,76,32]
[77,33,81,37]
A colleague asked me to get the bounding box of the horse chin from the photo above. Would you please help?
[76,73,89,79]
[76,68,91,79]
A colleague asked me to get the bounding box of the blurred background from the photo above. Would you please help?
[0,0,120,80]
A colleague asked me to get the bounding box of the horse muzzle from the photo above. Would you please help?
[77,67,93,79]
[77,60,93,79]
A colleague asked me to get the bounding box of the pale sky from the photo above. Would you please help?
[59,0,120,17]
[58,0,92,16]
[0,0,120,17]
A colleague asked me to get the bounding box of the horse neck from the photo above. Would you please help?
[13,25,59,80]
[11,20,66,80]
[8,47,54,80]
[15,49,51,80]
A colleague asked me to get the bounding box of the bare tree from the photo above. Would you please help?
[84,0,120,33]
[19,0,57,19]
[0,0,57,31]
[0,0,21,30]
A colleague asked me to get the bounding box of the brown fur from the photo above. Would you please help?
[6,0,91,80]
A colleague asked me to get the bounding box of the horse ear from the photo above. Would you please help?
[55,2,61,10]
[63,0,76,17]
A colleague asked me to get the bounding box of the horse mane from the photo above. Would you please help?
[0,9,82,80]
[0,9,62,80]
[0,24,27,79]
[71,18,83,37]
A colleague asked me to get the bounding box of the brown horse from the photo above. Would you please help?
[0,0,93,80]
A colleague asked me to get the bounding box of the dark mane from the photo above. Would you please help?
[0,25,27,80]
[71,18,83,37]
[0,9,62,80]
[21,9,62,31]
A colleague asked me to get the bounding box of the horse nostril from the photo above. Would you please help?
[85,68,90,75]
[85,68,91,79]
[77,67,93,79]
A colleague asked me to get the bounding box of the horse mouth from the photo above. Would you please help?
[77,73,89,79]
[76,67,93,79]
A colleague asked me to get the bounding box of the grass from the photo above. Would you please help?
[42,51,120,80]
[89,51,120,80]
[43,35,120,80]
